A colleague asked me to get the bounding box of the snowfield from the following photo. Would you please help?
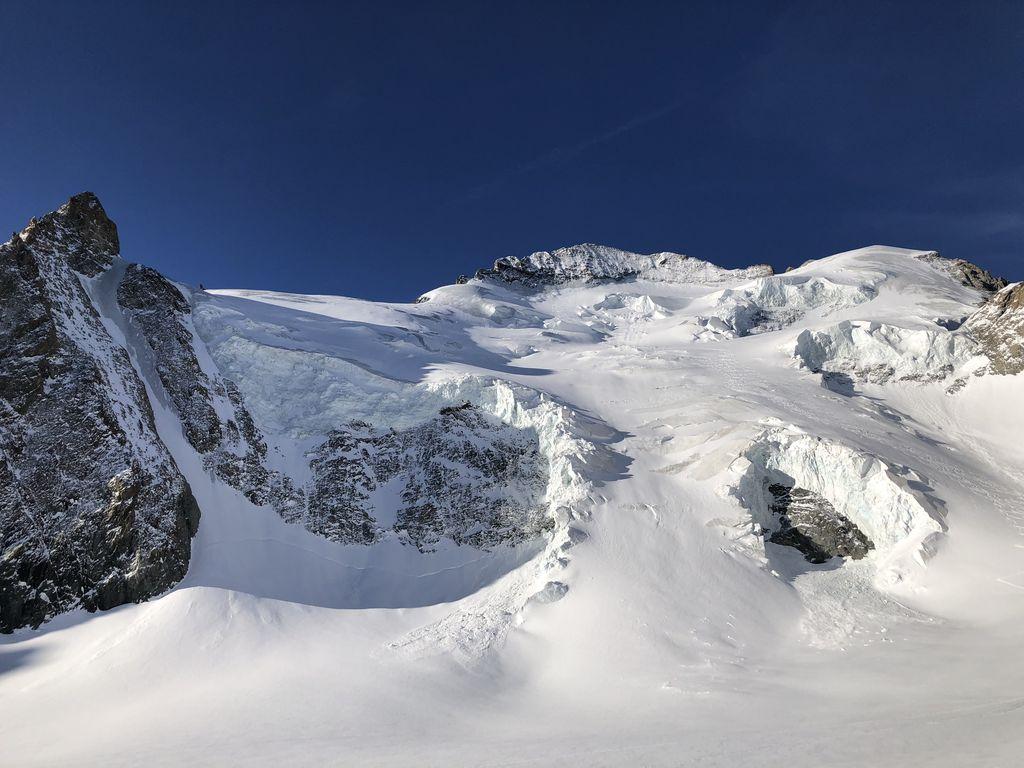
[2,242,1024,767]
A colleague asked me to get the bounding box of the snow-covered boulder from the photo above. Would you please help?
[728,426,946,585]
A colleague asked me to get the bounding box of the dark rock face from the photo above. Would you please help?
[767,484,873,564]
[45,191,120,277]
[118,264,222,452]
[117,265,303,519]
[205,381,305,517]
[0,195,199,632]
[389,403,552,550]
[307,422,383,544]
[963,282,1024,375]
[916,252,1007,294]
[305,404,552,551]
[730,306,805,337]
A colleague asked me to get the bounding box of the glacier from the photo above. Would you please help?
[1,199,1024,767]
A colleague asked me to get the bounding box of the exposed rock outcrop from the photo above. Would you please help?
[962,282,1024,375]
[117,264,303,518]
[0,194,199,632]
[304,403,552,550]
[916,251,1007,294]
[767,483,874,563]
[306,421,383,544]
[118,264,222,452]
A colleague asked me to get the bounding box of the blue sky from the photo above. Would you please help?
[1,1,1021,300]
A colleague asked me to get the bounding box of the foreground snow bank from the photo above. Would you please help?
[727,425,946,587]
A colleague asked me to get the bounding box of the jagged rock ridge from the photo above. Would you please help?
[465,243,773,288]
[117,263,304,519]
[0,194,199,632]
[962,282,1024,375]
[915,251,1007,294]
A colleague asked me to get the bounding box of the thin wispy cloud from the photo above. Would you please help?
[453,101,682,205]
[878,209,1024,239]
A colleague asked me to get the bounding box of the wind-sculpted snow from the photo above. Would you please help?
[0,195,198,632]
[728,425,946,585]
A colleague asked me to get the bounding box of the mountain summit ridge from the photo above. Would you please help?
[465,241,775,288]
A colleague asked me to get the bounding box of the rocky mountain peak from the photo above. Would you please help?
[1,193,197,632]
[915,251,1007,294]
[18,191,119,277]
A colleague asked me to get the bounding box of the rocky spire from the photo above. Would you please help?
[0,194,197,632]
[18,191,120,276]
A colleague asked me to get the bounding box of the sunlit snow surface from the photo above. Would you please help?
[3,245,1024,766]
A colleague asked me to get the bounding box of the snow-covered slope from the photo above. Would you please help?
[2,200,1023,767]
